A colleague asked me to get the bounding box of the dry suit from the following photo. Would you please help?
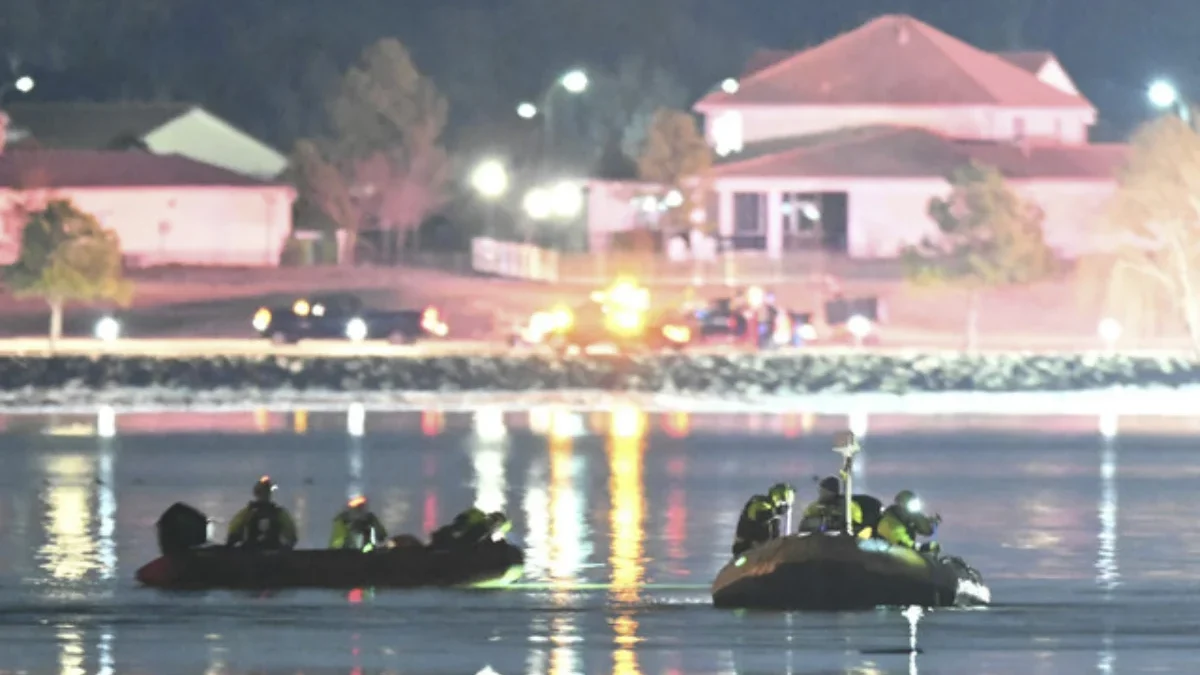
[227,500,298,550]
[329,506,388,551]
[731,494,779,557]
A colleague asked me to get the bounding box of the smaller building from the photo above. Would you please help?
[0,119,295,267]
[1,102,288,180]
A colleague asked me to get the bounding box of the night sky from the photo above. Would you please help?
[2,0,1195,151]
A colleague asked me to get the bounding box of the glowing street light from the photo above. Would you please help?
[550,181,583,218]
[560,69,588,94]
[721,78,739,94]
[517,102,538,119]
[14,76,33,93]
[523,187,553,220]
[523,182,583,221]
[470,159,509,198]
[1147,79,1179,109]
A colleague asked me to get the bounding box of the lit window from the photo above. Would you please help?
[711,112,743,156]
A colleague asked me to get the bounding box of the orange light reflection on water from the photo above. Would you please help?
[608,404,646,675]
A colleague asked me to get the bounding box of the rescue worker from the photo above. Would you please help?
[876,490,942,553]
[731,482,795,557]
[226,476,298,550]
[329,495,388,551]
[798,476,863,533]
[429,507,510,551]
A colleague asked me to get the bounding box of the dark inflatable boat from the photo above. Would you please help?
[710,531,990,611]
[136,502,524,591]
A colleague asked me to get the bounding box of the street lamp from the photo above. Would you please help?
[523,187,553,221]
[471,159,509,198]
[560,69,588,94]
[721,78,739,94]
[517,102,537,119]
[1147,78,1191,124]
[0,75,34,100]
[471,159,509,238]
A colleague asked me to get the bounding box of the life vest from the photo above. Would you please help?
[241,501,285,549]
[337,511,381,549]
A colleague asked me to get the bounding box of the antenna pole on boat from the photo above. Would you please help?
[833,430,860,535]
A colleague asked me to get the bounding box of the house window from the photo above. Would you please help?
[1013,117,1025,139]
[711,111,744,156]
[733,192,764,234]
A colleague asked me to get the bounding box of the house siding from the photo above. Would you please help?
[0,185,296,266]
[706,105,1095,146]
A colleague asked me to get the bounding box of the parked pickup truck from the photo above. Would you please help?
[251,294,448,344]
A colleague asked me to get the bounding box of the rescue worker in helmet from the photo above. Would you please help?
[875,490,942,553]
[329,495,388,551]
[429,507,511,551]
[798,476,863,533]
[226,476,298,550]
[731,482,795,557]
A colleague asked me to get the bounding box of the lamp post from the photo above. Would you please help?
[517,69,589,179]
[470,159,510,238]
[522,180,584,248]
[0,75,34,101]
[1147,78,1192,126]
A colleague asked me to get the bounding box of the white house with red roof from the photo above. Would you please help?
[0,112,296,267]
[591,14,1125,259]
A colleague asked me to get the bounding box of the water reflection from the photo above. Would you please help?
[1097,414,1119,674]
[40,454,96,584]
[547,434,587,586]
[472,409,508,513]
[58,623,85,675]
[609,405,646,675]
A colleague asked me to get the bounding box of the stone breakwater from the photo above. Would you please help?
[0,352,1198,409]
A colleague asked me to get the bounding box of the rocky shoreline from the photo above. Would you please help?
[0,352,1198,411]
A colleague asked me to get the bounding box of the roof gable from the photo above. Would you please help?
[0,149,283,189]
[699,15,1091,110]
[1,102,195,150]
[142,108,288,178]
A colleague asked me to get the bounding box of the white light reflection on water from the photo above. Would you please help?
[96,438,116,580]
[347,434,364,500]
[39,455,96,585]
[57,624,85,675]
[98,627,114,675]
[608,405,646,675]
[1097,413,1119,675]
[525,426,588,675]
[472,409,508,513]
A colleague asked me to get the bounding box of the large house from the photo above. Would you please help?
[0,113,296,267]
[1,102,288,180]
[592,14,1126,259]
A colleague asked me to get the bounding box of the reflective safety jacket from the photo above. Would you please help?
[799,498,863,533]
[227,501,298,550]
[876,505,936,549]
[329,509,388,550]
[732,494,779,556]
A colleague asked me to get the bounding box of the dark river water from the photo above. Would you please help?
[1,406,1199,674]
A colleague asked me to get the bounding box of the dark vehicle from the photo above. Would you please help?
[690,298,816,347]
[251,294,448,344]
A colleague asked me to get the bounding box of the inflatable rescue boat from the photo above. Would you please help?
[136,503,524,591]
[710,531,989,611]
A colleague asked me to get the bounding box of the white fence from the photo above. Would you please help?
[470,238,559,282]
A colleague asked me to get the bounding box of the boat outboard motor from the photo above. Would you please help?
[156,502,211,556]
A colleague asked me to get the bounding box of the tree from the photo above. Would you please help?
[290,140,362,265]
[637,108,713,233]
[326,38,450,255]
[1087,116,1200,350]
[2,200,133,343]
[902,161,1056,351]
